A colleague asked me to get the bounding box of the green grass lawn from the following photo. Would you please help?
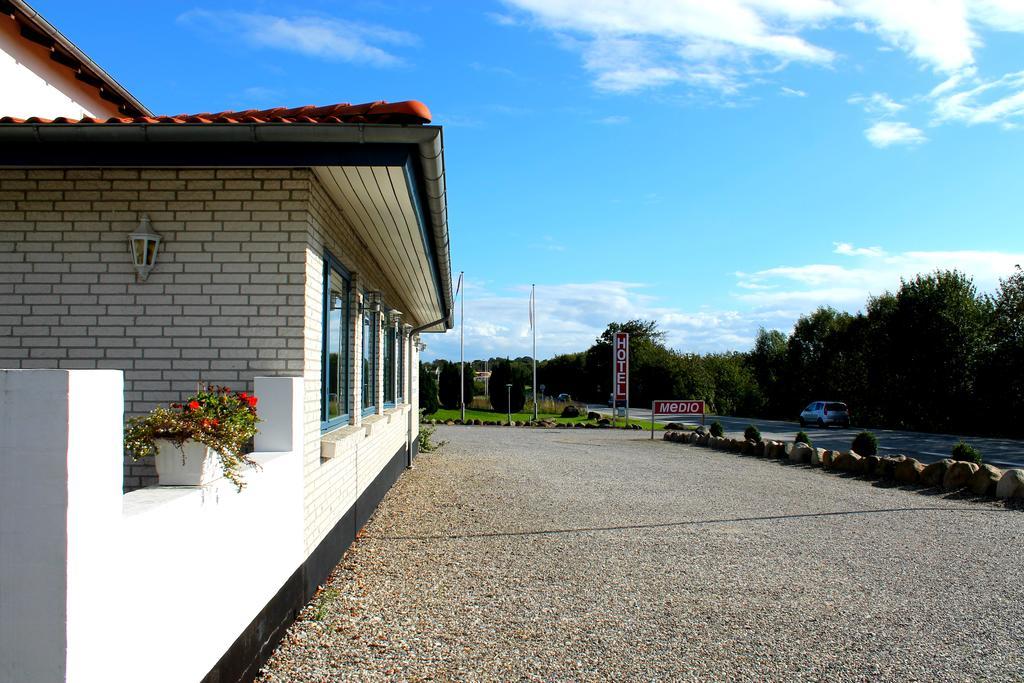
[427,408,669,431]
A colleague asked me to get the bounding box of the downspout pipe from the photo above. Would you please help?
[406,314,450,468]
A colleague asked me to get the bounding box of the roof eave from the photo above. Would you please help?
[9,0,151,117]
[0,121,453,329]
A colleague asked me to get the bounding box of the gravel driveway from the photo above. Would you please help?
[258,426,1024,682]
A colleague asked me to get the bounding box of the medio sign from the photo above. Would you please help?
[650,399,706,439]
[652,400,705,415]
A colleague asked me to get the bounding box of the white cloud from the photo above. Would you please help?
[502,0,835,94]
[834,242,886,257]
[932,69,1024,126]
[736,248,1023,308]
[596,115,630,125]
[846,0,977,73]
[178,10,416,67]
[424,248,1024,361]
[848,92,904,116]
[422,280,800,360]
[498,0,1024,136]
[864,121,927,147]
[530,235,566,252]
[781,86,807,97]
[486,12,522,26]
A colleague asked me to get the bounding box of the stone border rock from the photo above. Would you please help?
[662,427,1024,503]
[421,417,648,431]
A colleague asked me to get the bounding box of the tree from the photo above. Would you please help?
[785,307,855,405]
[488,359,526,414]
[437,361,475,410]
[437,362,460,409]
[538,352,586,400]
[418,364,440,415]
[883,271,990,431]
[585,320,669,405]
[980,265,1024,435]
[749,328,787,416]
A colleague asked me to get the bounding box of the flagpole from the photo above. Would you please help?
[459,271,465,424]
[531,284,538,421]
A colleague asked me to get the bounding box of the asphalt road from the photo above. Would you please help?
[588,405,1024,469]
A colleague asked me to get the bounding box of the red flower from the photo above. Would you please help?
[245,395,258,408]
[188,400,201,411]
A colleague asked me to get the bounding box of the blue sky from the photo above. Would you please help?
[37,0,1024,360]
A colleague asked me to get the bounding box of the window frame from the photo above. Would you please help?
[360,289,379,417]
[320,251,351,432]
[396,325,405,403]
[382,308,396,409]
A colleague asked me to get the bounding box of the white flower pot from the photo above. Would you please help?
[153,439,222,486]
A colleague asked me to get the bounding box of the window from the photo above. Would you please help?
[361,293,378,416]
[383,311,396,407]
[321,253,350,430]
[396,326,405,403]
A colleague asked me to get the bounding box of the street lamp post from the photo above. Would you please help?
[506,383,513,425]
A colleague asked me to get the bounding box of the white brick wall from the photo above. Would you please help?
[0,168,424,536]
[0,168,308,489]
[301,174,420,554]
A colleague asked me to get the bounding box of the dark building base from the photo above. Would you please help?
[201,442,410,683]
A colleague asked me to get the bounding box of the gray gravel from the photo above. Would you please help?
[257,426,1024,682]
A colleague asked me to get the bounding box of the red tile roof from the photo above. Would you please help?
[0,100,432,125]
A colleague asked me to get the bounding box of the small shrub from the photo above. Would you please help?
[310,587,340,622]
[951,440,982,464]
[417,424,447,453]
[710,420,724,437]
[744,425,761,442]
[795,431,813,447]
[851,431,878,456]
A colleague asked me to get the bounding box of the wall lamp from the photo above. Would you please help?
[360,290,383,315]
[128,214,161,281]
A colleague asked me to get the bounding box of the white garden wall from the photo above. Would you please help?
[0,370,305,683]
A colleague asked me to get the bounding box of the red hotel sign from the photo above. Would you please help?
[613,332,629,402]
[652,400,705,416]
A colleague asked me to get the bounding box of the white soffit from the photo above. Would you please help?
[313,166,438,326]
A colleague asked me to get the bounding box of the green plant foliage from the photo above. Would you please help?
[951,440,982,464]
[124,385,260,490]
[710,420,724,437]
[419,364,440,415]
[437,362,460,410]
[981,266,1024,437]
[447,266,1024,439]
[310,587,340,622]
[795,430,813,447]
[488,359,526,414]
[417,424,446,453]
[437,361,475,410]
[851,431,878,456]
[744,424,761,442]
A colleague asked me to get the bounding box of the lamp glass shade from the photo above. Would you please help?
[128,215,162,280]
